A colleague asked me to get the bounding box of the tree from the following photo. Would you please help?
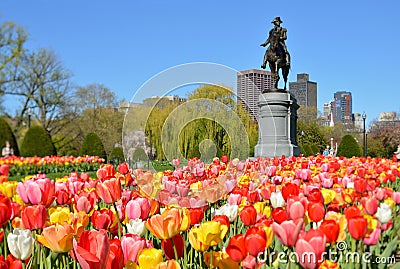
[337,135,361,158]
[0,21,28,114]
[20,125,56,157]
[297,120,328,153]
[0,117,19,156]
[73,84,123,155]
[367,119,400,158]
[1,48,72,135]
[80,133,107,160]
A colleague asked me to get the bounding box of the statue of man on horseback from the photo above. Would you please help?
[261,17,291,91]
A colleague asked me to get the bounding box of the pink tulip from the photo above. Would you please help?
[125,197,150,220]
[272,219,303,247]
[295,229,327,269]
[361,197,378,215]
[364,228,381,245]
[321,177,333,188]
[121,234,153,264]
[75,194,96,214]
[17,177,55,207]
[320,163,329,172]
[162,178,176,194]
[374,188,387,200]
[228,193,242,205]
[242,255,257,269]
[287,200,305,221]
[392,192,400,204]
[176,182,190,197]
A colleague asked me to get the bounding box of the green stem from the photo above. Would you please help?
[210,250,213,268]
[199,252,203,268]
[171,238,179,261]
[183,233,187,269]
[113,203,122,239]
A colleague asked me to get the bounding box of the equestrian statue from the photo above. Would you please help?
[261,17,291,91]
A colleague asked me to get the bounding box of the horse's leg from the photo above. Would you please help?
[261,52,268,69]
[283,66,288,90]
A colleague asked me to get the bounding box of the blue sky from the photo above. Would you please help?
[1,0,399,125]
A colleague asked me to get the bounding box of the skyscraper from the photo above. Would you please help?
[288,73,317,107]
[332,91,352,126]
[237,69,273,120]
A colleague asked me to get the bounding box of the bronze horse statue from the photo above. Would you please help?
[261,18,291,91]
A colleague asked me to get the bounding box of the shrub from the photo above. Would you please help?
[20,126,56,157]
[132,147,147,161]
[0,117,19,156]
[337,135,361,158]
[303,144,314,157]
[80,133,107,161]
[109,147,125,163]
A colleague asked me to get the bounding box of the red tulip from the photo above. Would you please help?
[91,209,117,231]
[95,177,121,204]
[117,162,130,175]
[55,190,72,205]
[213,215,230,233]
[96,164,116,181]
[240,205,257,226]
[107,239,124,269]
[221,155,229,163]
[354,178,367,193]
[319,219,339,243]
[281,183,299,200]
[71,230,110,269]
[161,234,184,260]
[0,195,11,227]
[21,205,48,230]
[271,207,287,224]
[295,229,327,269]
[189,208,204,225]
[244,227,267,257]
[344,205,361,220]
[307,189,324,204]
[0,165,9,176]
[348,216,368,240]
[226,234,246,262]
[272,219,303,247]
[307,202,325,222]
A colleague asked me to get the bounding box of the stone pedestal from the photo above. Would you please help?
[254,91,300,158]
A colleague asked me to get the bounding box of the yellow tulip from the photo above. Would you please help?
[152,260,181,269]
[49,206,71,225]
[190,181,202,192]
[321,188,336,204]
[188,221,228,252]
[137,248,163,269]
[0,181,18,198]
[253,202,265,214]
[318,260,340,269]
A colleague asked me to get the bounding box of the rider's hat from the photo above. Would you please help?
[271,17,283,24]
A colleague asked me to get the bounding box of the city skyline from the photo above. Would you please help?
[1,1,399,125]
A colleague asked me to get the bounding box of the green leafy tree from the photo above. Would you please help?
[20,125,56,157]
[80,132,107,160]
[0,117,19,155]
[109,147,125,163]
[297,120,328,153]
[337,135,361,157]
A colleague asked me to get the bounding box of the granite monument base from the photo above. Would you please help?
[254,90,300,158]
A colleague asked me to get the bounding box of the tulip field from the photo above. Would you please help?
[0,155,399,269]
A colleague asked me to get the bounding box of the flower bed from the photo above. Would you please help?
[0,155,399,269]
[0,155,105,177]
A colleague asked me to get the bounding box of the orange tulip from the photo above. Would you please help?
[36,223,75,253]
[146,207,181,239]
[204,251,239,269]
[95,177,121,204]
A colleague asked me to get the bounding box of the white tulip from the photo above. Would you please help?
[213,203,238,222]
[376,203,392,224]
[270,191,286,208]
[126,218,147,236]
[7,228,34,260]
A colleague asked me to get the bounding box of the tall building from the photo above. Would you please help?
[288,73,317,107]
[332,91,352,126]
[237,69,273,120]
